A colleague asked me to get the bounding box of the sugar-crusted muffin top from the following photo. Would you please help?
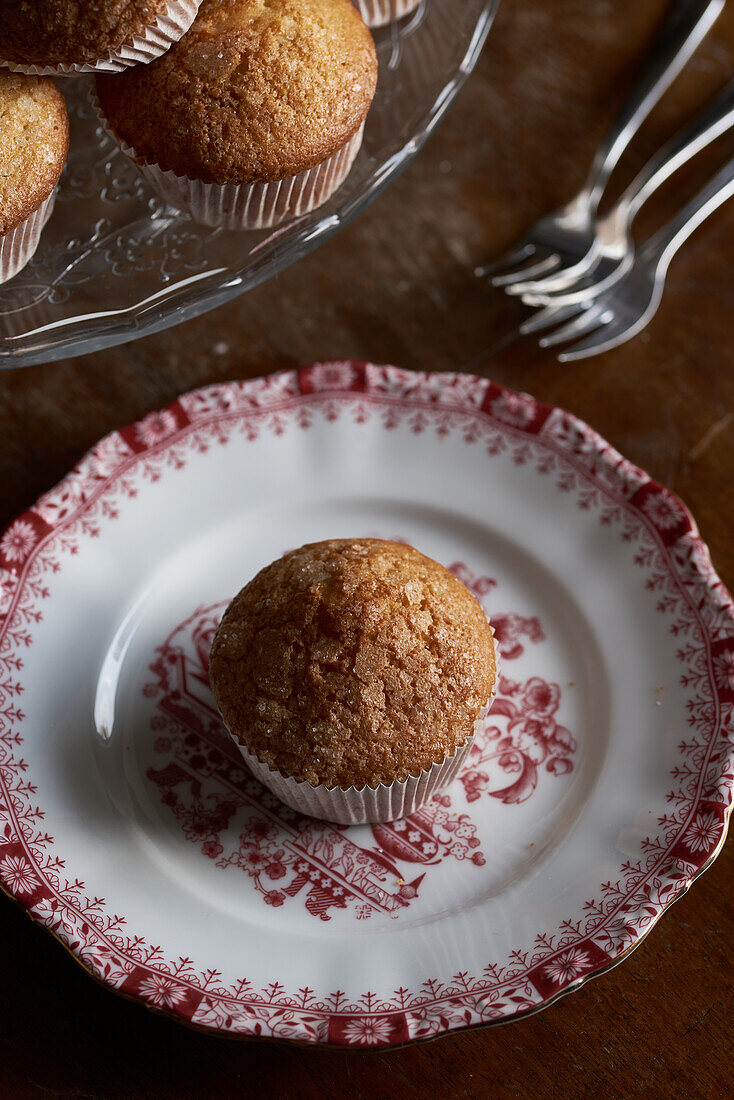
[96,0,377,184]
[0,72,69,236]
[209,539,496,789]
[0,0,175,67]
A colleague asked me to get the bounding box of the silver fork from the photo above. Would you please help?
[535,154,734,361]
[519,77,734,308]
[478,0,725,291]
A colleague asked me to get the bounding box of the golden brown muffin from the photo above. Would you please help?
[96,0,378,184]
[209,539,496,789]
[0,0,176,67]
[0,72,69,236]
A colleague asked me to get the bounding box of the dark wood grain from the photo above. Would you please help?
[1,1,733,1096]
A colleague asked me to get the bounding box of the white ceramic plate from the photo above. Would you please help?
[0,364,731,1047]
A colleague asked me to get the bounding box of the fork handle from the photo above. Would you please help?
[620,77,734,226]
[582,0,725,212]
[641,154,734,266]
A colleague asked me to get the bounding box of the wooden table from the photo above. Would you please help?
[2,2,733,1095]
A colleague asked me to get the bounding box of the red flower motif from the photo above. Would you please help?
[543,948,590,985]
[0,855,38,894]
[0,519,37,564]
[683,811,721,854]
[521,677,560,719]
[242,847,270,871]
[340,1016,395,1046]
[135,409,177,447]
[263,890,285,907]
[641,491,684,531]
[187,816,213,841]
[138,974,187,1007]
[306,362,356,391]
[714,650,734,692]
[265,861,287,880]
[202,840,223,859]
[490,390,536,428]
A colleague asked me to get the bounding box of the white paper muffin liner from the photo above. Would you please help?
[92,88,366,229]
[0,189,56,285]
[232,625,499,825]
[0,0,201,76]
[354,0,422,28]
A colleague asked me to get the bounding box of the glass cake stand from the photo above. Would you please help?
[0,0,498,369]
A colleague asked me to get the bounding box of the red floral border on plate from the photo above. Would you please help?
[0,362,732,1047]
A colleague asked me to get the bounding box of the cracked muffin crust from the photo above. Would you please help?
[209,539,497,789]
[95,0,378,184]
[0,0,176,67]
[0,72,69,236]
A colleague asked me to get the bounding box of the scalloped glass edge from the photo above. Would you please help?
[0,1,498,369]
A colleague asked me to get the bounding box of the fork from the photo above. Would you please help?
[479,0,725,292]
[519,77,734,309]
[529,154,734,361]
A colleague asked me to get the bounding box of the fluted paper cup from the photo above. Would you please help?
[354,0,422,27]
[92,90,365,229]
[233,626,498,825]
[0,189,56,285]
[0,0,201,76]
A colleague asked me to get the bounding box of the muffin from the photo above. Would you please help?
[94,0,378,229]
[0,72,69,285]
[209,539,497,824]
[0,0,203,75]
[354,0,422,28]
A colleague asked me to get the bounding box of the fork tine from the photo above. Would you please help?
[504,252,600,298]
[475,244,536,278]
[492,253,561,288]
[557,318,631,361]
[521,276,596,308]
[519,302,587,336]
[538,304,612,349]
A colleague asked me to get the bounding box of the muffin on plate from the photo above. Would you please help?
[0,0,203,75]
[95,0,378,229]
[209,539,497,824]
[354,0,422,28]
[0,72,69,285]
